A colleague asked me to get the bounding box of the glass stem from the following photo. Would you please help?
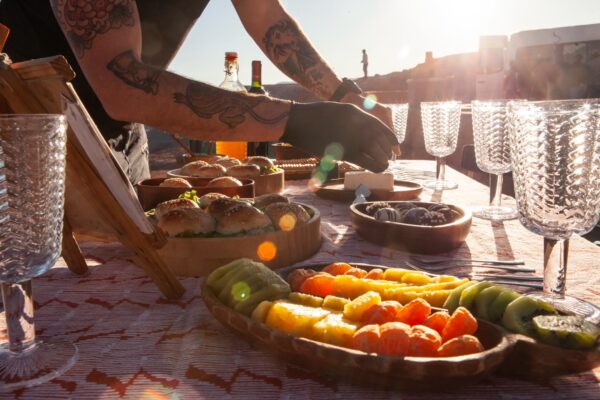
[436,156,445,182]
[543,238,568,297]
[1,280,36,353]
[490,174,503,208]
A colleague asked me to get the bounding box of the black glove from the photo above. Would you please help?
[280,102,399,172]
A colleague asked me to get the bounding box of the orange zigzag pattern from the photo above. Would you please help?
[86,367,179,397]
[185,364,282,393]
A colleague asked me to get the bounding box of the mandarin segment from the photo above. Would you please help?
[364,268,384,280]
[350,324,380,353]
[379,322,411,356]
[343,291,382,321]
[288,268,318,292]
[407,325,442,357]
[322,262,353,276]
[442,307,478,342]
[396,298,431,326]
[299,273,335,297]
[437,334,484,357]
[423,311,450,335]
[360,301,403,325]
[344,267,368,278]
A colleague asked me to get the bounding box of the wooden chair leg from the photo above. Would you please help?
[61,217,89,275]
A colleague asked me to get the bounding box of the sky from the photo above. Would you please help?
[170,0,600,86]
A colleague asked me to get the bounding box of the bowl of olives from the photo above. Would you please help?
[350,201,472,254]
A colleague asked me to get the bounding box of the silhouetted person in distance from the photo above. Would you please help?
[362,49,369,78]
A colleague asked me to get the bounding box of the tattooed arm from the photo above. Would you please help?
[49,0,291,141]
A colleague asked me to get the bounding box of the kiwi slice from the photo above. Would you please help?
[474,286,504,321]
[488,289,520,322]
[459,281,495,310]
[443,281,477,313]
[502,296,556,336]
[533,315,600,350]
[206,258,248,291]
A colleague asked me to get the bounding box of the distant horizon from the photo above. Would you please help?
[170,0,600,87]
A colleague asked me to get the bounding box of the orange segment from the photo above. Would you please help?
[288,268,318,292]
[360,301,403,325]
[322,262,353,276]
[364,268,384,280]
[344,267,368,278]
[379,322,411,356]
[396,298,432,326]
[407,325,442,357]
[423,311,450,335]
[442,306,478,342]
[299,272,335,297]
[437,334,484,357]
[350,324,380,353]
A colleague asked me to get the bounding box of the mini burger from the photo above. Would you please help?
[243,156,276,174]
[212,157,241,169]
[216,204,273,236]
[264,202,310,229]
[183,164,226,178]
[155,198,199,219]
[226,164,260,179]
[157,208,216,237]
[253,193,289,210]
[197,192,229,208]
[159,178,192,188]
[207,198,251,219]
[205,176,243,188]
[180,160,209,176]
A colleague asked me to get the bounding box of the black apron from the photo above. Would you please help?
[0,0,210,183]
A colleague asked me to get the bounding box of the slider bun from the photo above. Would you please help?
[207,198,250,219]
[198,192,229,208]
[212,157,242,168]
[183,164,226,178]
[244,156,274,173]
[180,160,209,176]
[155,198,198,219]
[253,193,289,209]
[227,164,260,179]
[206,176,243,188]
[159,178,192,188]
[264,202,310,228]
[157,208,216,237]
[216,204,273,235]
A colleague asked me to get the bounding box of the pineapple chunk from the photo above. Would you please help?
[251,300,273,322]
[382,289,453,307]
[431,275,461,283]
[312,313,359,347]
[343,291,381,322]
[382,268,412,282]
[322,295,350,311]
[265,301,330,337]
[288,292,324,308]
[400,271,432,285]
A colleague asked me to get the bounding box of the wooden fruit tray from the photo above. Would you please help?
[158,203,321,276]
[167,168,284,196]
[316,179,423,202]
[201,262,600,387]
[351,201,471,254]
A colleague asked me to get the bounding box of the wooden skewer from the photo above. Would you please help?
[169,133,194,156]
[0,23,10,53]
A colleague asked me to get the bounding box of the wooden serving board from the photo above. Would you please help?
[201,262,600,387]
[136,177,255,210]
[158,204,321,276]
[351,201,472,254]
[315,179,422,202]
[167,168,285,196]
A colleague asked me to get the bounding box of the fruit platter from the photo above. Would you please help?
[351,201,472,254]
[150,192,321,276]
[201,259,600,387]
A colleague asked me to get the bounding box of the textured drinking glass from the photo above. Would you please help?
[421,101,461,190]
[509,99,600,321]
[471,100,518,220]
[0,115,77,391]
[389,104,409,162]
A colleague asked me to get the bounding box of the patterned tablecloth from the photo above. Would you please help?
[3,160,600,399]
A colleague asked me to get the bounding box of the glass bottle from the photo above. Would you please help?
[248,60,270,156]
[215,52,248,160]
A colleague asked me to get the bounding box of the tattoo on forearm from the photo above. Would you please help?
[174,84,288,128]
[262,20,326,96]
[107,50,161,94]
[52,0,135,57]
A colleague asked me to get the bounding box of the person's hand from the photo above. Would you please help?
[280,102,399,172]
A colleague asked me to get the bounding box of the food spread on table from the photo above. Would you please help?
[180,156,281,180]
[365,201,463,225]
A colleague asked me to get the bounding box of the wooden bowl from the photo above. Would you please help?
[176,153,227,166]
[136,178,255,211]
[272,143,312,160]
[316,179,423,202]
[201,261,600,385]
[157,203,321,276]
[350,201,472,254]
[167,168,284,196]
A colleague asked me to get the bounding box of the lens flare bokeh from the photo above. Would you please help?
[363,94,378,111]
[231,281,251,302]
[257,241,277,261]
[278,213,297,231]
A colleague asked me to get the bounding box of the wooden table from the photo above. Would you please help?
[3,160,599,399]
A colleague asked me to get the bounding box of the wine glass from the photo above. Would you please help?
[390,103,408,162]
[0,114,77,391]
[421,101,461,190]
[471,100,519,220]
[508,99,600,321]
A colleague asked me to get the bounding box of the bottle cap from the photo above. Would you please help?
[225,52,238,62]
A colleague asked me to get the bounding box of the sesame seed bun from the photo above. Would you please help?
[264,202,310,228]
[206,198,250,219]
[216,204,273,235]
[212,157,242,168]
[244,156,274,173]
[205,176,243,188]
[157,208,215,237]
[182,164,226,178]
[158,178,192,188]
[180,160,209,176]
[197,192,230,208]
[253,193,289,210]
[155,198,199,220]
[226,164,260,179]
